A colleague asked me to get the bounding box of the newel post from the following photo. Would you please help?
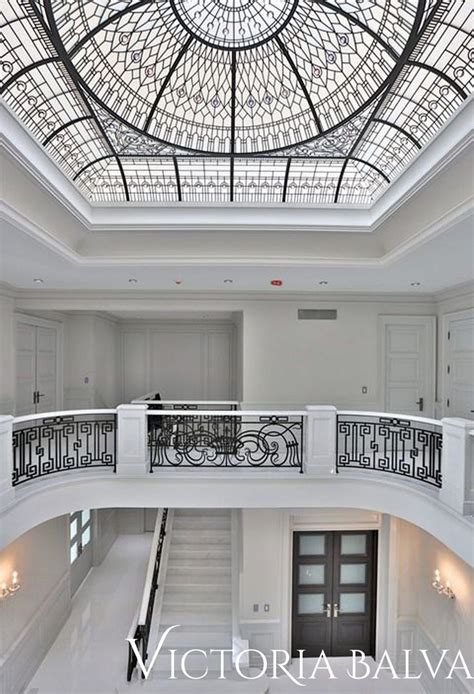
[304,406,337,476]
[0,415,14,508]
[439,418,474,515]
[116,404,148,476]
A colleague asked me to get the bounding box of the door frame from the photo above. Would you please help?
[378,315,436,417]
[14,313,64,415]
[440,308,474,419]
[280,511,398,662]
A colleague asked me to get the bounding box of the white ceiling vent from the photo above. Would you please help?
[298,309,337,320]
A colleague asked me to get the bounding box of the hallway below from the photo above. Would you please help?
[25,531,425,694]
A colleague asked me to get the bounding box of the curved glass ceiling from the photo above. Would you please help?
[1,0,472,204]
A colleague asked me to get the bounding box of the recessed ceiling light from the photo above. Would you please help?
[128,278,138,284]
[319,281,329,286]
[410,282,421,287]
[271,279,283,286]
[33,278,43,284]
[175,279,182,285]
[223,279,233,284]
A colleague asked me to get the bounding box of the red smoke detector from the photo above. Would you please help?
[271,279,283,286]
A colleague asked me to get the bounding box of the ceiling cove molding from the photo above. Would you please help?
[2,193,471,270]
[1,98,473,233]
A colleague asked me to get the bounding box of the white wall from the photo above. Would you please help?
[397,519,473,692]
[120,320,236,402]
[64,314,120,408]
[92,508,118,566]
[0,516,71,693]
[0,293,15,414]
[241,299,437,408]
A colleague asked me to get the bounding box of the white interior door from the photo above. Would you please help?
[15,323,37,416]
[15,320,58,415]
[445,310,474,419]
[381,316,435,416]
[35,327,57,413]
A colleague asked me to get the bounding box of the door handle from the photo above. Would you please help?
[416,397,424,412]
[333,603,339,618]
[33,391,37,405]
[37,393,45,398]
[325,603,332,618]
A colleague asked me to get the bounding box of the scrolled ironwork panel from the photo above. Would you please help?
[336,415,442,488]
[12,415,117,486]
[149,414,304,471]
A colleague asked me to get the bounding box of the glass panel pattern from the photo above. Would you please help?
[82,526,91,547]
[0,0,470,203]
[299,535,325,556]
[340,592,366,614]
[340,563,367,584]
[70,543,78,564]
[82,510,90,526]
[341,534,367,555]
[299,565,325,585]
[298,593,325,615]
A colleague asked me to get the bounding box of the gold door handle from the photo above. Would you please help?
[325,603,332,618]
[333,603,339,618]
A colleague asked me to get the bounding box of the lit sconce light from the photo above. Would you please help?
[432,569,455,599]
[0,570,21,599]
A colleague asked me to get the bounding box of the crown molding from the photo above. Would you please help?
[13,287,438,306]
[1,98,472,233]
[434,280,474,304]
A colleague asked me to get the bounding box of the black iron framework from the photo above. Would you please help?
[149,414,304,471]
[336,414,442,488]
[127,509,168,682]
[12,414,116,486]
[1,0,471,203]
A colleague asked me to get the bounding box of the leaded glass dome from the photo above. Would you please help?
[1,0,472,203]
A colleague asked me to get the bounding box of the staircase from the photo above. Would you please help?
[155,509,234,676]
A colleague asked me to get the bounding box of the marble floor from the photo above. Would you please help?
[27,534,424,694]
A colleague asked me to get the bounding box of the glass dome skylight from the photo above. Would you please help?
[1,0,472,204]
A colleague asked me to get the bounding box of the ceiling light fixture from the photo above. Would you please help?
[410,282,421,287]
[33,278,43,284]
[319,281,329,286]
[223,279,233,284]
[175,279,182,285]
[128,278,138,284]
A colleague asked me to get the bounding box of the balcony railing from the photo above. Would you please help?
[1,402,472,518]
[336,412,443,488]
[11,410,117,486]
[148,411,305,472]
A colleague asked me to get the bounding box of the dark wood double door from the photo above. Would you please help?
[292,530,377,657]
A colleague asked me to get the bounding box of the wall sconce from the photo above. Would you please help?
[432,569,455,599]
[0,570,21,599]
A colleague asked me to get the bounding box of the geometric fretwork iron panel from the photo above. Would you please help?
[1,0,472,203]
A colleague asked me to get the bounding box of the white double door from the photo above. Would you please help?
[16,319,58,415]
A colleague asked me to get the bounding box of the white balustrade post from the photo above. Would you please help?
[305,406,337,476]
[439,418,474,515]
[0,415,14,508]
[116,404,148,477]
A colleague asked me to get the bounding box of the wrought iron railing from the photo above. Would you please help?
[336,413,442,488]
[127,509,168,681]
[12,412,117,486]
[148,412,305,472]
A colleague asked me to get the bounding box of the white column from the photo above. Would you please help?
[439,417,474,515]
[0,415,14,507]
[305,405,337,476]
[116,404,148,477]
